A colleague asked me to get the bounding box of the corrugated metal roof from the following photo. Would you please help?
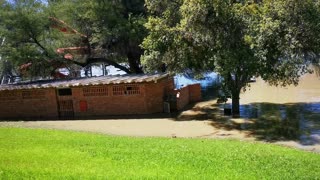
[0,73,170,91]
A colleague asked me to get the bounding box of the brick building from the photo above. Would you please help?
[0,74,201,120]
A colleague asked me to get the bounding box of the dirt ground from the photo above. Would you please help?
[0,117,249,139]
[1,116,319,153]
[1,73,320,153]
[1,99,319,153]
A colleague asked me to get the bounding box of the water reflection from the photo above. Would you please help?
[183,72,320,145]
[239,103,320,144]
[234,72,320,145]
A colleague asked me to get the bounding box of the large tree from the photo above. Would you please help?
[0,0,56,79]
[142,0,320,117]
[0,0,147,80]
[49,0,147,74]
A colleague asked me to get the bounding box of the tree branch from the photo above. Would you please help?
[89,58,132,74]
[66,57,132,74]
[29,31,50,57]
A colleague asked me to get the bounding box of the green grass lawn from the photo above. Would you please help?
[0,128,319,179]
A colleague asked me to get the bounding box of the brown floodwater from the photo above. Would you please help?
[231,73,320,145]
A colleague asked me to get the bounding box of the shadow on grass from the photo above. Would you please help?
[176,100,320,145]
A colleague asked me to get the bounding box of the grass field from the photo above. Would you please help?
[0,127,319,179]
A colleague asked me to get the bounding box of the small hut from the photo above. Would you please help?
[0,74,201,119]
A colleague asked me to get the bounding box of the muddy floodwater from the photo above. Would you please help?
[204,72,320,148]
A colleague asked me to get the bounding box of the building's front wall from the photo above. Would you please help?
[55,78,175,118]
[0,88,59,119]
[188,84,202,102]
[176,83,202,110]
[70,84,149,118]
[176,86,190,110]
[0,77,201,120]
[145,78,174,113]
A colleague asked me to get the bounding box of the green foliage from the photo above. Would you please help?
[250,0,320,86]
[0,0,147,79]
[142,0,320,115]
[50,0,147,73]
[0,0,62,79]
[0,127,320,179]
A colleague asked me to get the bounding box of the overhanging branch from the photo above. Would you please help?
[66,57,132,74]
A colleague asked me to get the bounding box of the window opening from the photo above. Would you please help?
[58,88,72,96]
[83,87,108,96]
[125,85,140,95]
[113,85,140,96]
[113,86,125,96]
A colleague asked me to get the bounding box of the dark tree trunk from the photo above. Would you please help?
[127,52,144,74]
[84,65,92,77]
[231,89,241,118]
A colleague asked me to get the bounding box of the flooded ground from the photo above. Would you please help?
[189,72,320,150]
[239,73,320,146]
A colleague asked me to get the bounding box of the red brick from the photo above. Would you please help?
[0,77,202,119]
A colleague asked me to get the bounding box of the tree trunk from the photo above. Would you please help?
[127,52,144,74]
[231,89,241,118]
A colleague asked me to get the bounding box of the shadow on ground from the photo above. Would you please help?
[177,100,320,146]
[0,112,180,122]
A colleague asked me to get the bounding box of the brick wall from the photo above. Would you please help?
[188,84,202,102]
[71,84,149,118]
[72,77,174,117]
[176,86,190,110]
[0,88,59,119]
[164,78,175,94]
[145,81,166,113]
[0,77,182,119]
[173,83,202,110]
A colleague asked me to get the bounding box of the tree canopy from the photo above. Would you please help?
[142,0,320,116]
[0,0,147,81]
[49,0,147,74]
[0,0,55,79]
